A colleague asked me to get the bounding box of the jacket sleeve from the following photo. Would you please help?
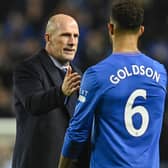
[13,62,65,115]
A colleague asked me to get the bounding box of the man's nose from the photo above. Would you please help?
[68,36,75,44]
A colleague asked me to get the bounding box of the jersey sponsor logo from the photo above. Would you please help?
[110,65,160,84]
[78,89,88,103]
[78,95,86,103]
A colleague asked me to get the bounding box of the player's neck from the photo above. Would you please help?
[112,34,139,53]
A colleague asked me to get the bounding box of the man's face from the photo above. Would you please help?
[47,20,79,64]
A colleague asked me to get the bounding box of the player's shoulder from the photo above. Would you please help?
[83,56,113,85]
[142,53,167,72]
[85,62,105,76]
[88,54,113,71]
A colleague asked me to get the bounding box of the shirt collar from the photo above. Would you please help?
[49,56,69,70]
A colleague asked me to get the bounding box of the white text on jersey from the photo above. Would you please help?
[110,65,160,84]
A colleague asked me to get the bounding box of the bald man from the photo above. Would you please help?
[12,14,90,168]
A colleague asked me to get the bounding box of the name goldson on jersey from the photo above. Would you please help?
[110,65,160,84]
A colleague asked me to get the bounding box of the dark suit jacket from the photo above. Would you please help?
[12,49,90,168]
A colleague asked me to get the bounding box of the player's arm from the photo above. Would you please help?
[59,67,100,165]
[58,155,77,168]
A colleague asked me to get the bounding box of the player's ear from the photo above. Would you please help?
[139,25,144,37]
[108,23,114,35]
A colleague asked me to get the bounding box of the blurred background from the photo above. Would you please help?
[0,0,168,167]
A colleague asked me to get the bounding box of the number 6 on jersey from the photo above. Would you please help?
[124,89,149,137]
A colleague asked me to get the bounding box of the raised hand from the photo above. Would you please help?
[61,66,81,96]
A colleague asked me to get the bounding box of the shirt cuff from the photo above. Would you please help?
[62,134,86,159]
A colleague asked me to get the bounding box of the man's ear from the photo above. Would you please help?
[108,23,114,35]
[45,34,50,42]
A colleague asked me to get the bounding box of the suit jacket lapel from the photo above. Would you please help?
[38,49,81,117]
[39,49,63,87]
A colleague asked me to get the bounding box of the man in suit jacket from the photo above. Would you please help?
[12,14,90,168]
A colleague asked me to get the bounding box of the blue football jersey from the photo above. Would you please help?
[62,52,167,168]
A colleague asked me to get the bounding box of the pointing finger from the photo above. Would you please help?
[67,66,72,75]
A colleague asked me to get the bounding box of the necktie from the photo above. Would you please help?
[61,68,69,105]
[62,67,67,74]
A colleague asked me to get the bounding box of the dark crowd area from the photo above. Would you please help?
[0,0,168,165]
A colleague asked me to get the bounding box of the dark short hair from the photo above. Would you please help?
[111,0,144,31]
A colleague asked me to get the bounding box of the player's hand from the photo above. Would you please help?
[61,66,81,96]
[58,155,77,168]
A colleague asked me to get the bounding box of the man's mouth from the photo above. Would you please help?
[64,48,75,51]
[64,48,75,53]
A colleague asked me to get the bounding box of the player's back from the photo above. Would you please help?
[90,52,167,168]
